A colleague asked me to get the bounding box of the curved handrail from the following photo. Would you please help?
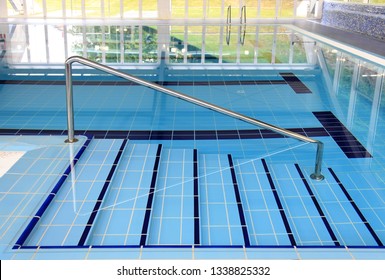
[65,56,324,180]
[226,5,231,45]
[240,6,246,45]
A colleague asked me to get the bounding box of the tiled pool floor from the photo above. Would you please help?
[1,131,384,260]
[1,67,385,259]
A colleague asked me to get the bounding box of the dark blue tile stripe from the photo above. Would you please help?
[227,154,250,247]
[294,164,340,247]
[328,168,383,247]
[139,144,162,246]
[280,72,312,94]
[77,139,128,246]
[193,149,200,246]
[0,79,289,87]
[261,159,297,246]
[0,128,329,141]
[313,111,372,158]
[13,137,92,250]
[14,244,385,250]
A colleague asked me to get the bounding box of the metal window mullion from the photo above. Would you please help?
[139,25,143,63]
[42,0,47,18]
[203,0,207,20]
[185,0,188,19]
[64,25,69,59]
[103,26,107,63]
[272,25,277,64]
[82,25,87,58]
[25,24,31,63]
[254,26,259,64]
[22,0,27,17]
[82,0,86,18]
[293,0,297,17]
[275,0,280,19]
[219,25,224,64]
[120,25,124,64]
[332,52,343,95]
[62,0,66,18]
[101,0,105,18]
[201,25,206,64]
[44,24,49,63]
[346,61,360,128]
[289,30,294,64]
[236,25,241,64]
[120,0,123,19]
[183,25,187,64]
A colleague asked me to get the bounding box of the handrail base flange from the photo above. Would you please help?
[310,173,324,181]
[65,138,79,143]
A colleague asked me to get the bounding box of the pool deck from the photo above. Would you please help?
[294,20,385,58]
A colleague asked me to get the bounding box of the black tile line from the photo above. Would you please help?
[193,149,200,246]
[261,159,297,246]
[294,164,341,247]
[139,144,163,246]
[313,111,372,158]
[0,127,329,141]
[78,139,128,246]
[279,72,312,94]
[0,79,289,87]
[227,154,251,247]
[13,137,92,249]
[328,168,383,247]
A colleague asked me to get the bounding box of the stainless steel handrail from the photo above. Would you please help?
[240,5,246,24]
[226,5,231,45]
[65,56,325,180]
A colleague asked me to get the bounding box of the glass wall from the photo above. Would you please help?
[2,0,319,19]
[3,23,313,66]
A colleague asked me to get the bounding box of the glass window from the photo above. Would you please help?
[123,26,140,63]
[205,26,221,63]
[46,1,63,18]
[239,26,256,63]
[207,0,223,19]
[260,0,276,18]
[279,0,294,18]
[292,33,308,63]
[189,0,204,19]
[123,0,139,18]
[187,26,203,63]
[257,26,274,63]
[170,25,185,63]
[65,0,83,18]
[275,27,291,63]
[142,0,158,18]
[142,26,158,63]
[85,1,102,18]
[26,0,44,17]
[172,0,186,18]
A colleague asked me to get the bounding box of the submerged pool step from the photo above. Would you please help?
[146,148,195,246]
[16,139,384,250]
[266,162,339,246]
[21,138,126,247]
[199,154,246,246]
[87,143,161,246]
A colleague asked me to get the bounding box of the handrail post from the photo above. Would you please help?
[310,141,324,181]
[64,59,78,143]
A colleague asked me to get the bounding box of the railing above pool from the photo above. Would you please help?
[64,55,325,181]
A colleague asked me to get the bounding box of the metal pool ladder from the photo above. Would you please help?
[64,56,325,181]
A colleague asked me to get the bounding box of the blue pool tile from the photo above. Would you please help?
[297,248,352,259]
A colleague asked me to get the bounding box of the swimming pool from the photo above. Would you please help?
[1,22,385,260]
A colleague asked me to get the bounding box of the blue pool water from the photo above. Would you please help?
[1,23,385,260]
